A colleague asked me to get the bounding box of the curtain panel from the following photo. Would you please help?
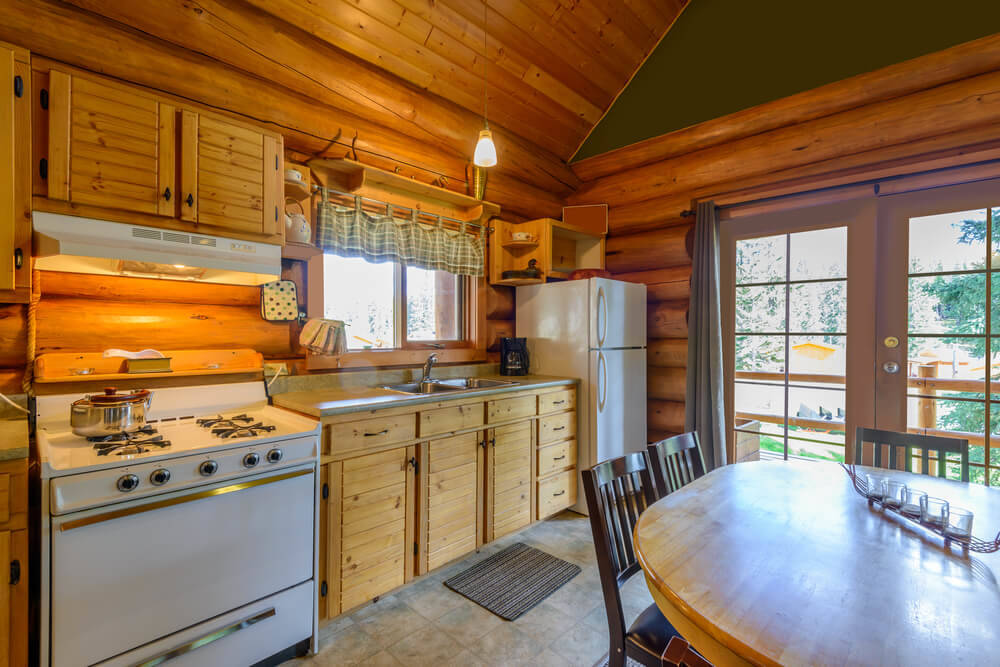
[686,200,727,470]
[315,197,485,277]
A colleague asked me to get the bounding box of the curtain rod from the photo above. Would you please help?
[314,185,492,232]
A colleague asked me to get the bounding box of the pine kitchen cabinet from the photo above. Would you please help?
[35,61,283,244]
[0,41,31,302]
[278,378,577,621]
[0,417,29,667]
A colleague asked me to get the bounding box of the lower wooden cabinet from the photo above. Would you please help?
[326,446,416,616]
[486,420,533,542]
[0,458,28,666]
[318,384,577,620]
[419,433,483,573]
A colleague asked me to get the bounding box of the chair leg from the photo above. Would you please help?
[607,638,626,667]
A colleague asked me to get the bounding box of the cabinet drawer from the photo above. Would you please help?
[537,469,577,519]
[487,395,536,423]
[537,440,576,478]
[538,411,576,445]
[419,402,484,438]
[538,388,575,414]
[327,414,417,456]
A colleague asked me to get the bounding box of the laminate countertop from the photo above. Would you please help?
[0,415,30,461]
[272,375,577,418]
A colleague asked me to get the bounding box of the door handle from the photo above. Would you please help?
[596,286,607,347]
[598,352,607,412]
[134,607,276,666]
[186,193,194,207]
[882,361,900,374]
[364,429,389,437]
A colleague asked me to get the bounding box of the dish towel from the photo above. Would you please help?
[299,318,348,356]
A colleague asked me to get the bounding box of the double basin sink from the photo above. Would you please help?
[383,377,519,395]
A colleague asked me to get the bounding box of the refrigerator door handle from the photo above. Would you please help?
[597,286,608,347]
[598,351,607,412]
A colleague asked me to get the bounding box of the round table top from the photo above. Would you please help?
[634,460,1000,666]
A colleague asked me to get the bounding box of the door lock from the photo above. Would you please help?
[882,361,900,374]
[883,336,899,349]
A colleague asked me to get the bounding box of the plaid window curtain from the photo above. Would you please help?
[315,196,485,277]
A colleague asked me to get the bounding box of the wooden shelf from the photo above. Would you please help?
[34,349,263,383]
[501,239,539,249]
[493,277,544,287]
[284,179,312,201]
[308,158,500,222]
[283,241,321,260]
[548,270,570,280]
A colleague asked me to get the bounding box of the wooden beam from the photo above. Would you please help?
[571,32,1000,182]
[605,225,693,273]
[648,338,688,368]
[571,65,1000,207]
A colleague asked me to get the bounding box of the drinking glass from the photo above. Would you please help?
[901,488,927,517]
[920,496,949,527]
[882,479,907,509]
[865,473,887,500]
[946,507,974,539]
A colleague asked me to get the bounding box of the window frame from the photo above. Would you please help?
[304,253,486,370]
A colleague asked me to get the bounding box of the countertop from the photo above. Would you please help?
[272,375,577,418]
[0,415,30,461]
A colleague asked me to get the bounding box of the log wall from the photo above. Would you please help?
[582,34,1000,444]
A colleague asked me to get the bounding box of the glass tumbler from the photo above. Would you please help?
[865,473,887,500]
[920,496,950,527]
[901,488,927,517]
[946,507,974,539]
[882,480,907,509]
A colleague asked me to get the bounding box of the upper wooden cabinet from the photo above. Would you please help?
[0,41,31,302]
[180,111,282,238]
[37,63,283,244]
[489,217,605,286]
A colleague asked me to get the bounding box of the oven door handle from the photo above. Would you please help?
[133,607,276,667]
[58,468,311,532]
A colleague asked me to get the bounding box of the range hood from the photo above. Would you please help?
[33,212,282,285]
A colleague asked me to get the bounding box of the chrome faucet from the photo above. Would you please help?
[421,353,439,383]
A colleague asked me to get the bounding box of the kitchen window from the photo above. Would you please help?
[322,254,466,350]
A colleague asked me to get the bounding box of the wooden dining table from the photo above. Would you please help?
[633,460,1000,666]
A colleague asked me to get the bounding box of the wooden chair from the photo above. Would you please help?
[582,452,690,667]
[647,432,707,498]
[854,427,970,482]
[661,636,714,667]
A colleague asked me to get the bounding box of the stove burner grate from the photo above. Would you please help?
[196,414,255,429]
[212,422,277,439]
[90,426,172,456]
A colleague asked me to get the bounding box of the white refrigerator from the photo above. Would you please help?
[516,278,647,514]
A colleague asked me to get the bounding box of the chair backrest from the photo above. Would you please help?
[647,432,707,498]
[582,452,658,643]
[854,427,969,482]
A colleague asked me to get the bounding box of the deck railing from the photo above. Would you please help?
[734,368,990,446]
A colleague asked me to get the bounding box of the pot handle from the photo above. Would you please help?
[144,391,154,410]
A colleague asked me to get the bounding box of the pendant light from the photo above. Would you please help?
[473,0,497,167]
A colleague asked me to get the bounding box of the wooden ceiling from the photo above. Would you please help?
[230,0,688,162]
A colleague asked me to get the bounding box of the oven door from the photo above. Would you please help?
[50,463,315,667]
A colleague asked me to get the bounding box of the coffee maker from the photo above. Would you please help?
[499,337,529,376]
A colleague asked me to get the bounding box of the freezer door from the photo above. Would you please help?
[588,348,647,465]
[589,278,647,349]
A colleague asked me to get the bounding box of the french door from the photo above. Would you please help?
[721,198,876,466]
[875,178,1000,484]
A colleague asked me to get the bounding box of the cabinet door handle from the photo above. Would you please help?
[13,248,22,270]
[408,456,419,474]
[552,455,566,461]
[186,193,194,207]
[163,187,171,201]
[13,75,23,98]
[552,426,565,431]
[553,490,566,497]
[552,400,565,405]
[364,429,389,437]
[9,559,20,586]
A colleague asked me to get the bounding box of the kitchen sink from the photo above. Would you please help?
[435,377,519,389]
[382,381,464,395]
[382,377,519,394]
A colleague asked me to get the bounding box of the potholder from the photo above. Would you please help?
[260,280,299,321]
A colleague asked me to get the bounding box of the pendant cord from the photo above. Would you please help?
[483,1,488,128]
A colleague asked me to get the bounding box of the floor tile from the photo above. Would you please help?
[548,621,612,667]
[396,577,467,621]
[435,599,505,646]
[311,623,383,665]
[510,599,576,644]
[353,597,432,650]
[465,623,546,666]
[385,627,467,665]
[533,649,574,667]
[363,650,405,666]
[544,580,604,619]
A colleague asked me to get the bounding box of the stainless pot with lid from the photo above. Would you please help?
[70,387,153,437]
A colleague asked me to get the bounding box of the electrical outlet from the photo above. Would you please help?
[264,362,289,378]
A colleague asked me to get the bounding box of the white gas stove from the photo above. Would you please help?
[37,381,320,667]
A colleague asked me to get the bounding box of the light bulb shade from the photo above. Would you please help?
[473,129,497,167]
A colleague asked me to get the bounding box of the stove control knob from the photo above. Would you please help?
[117,474,140,492]
[199,460,219,477]
[266,448,283,464]
[243,452,261,468]
[150,469,171,486]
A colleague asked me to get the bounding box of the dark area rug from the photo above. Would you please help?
[443,542,581,620]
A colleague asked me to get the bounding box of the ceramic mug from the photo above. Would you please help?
[511,231,532,241]
[284,168,303,184]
